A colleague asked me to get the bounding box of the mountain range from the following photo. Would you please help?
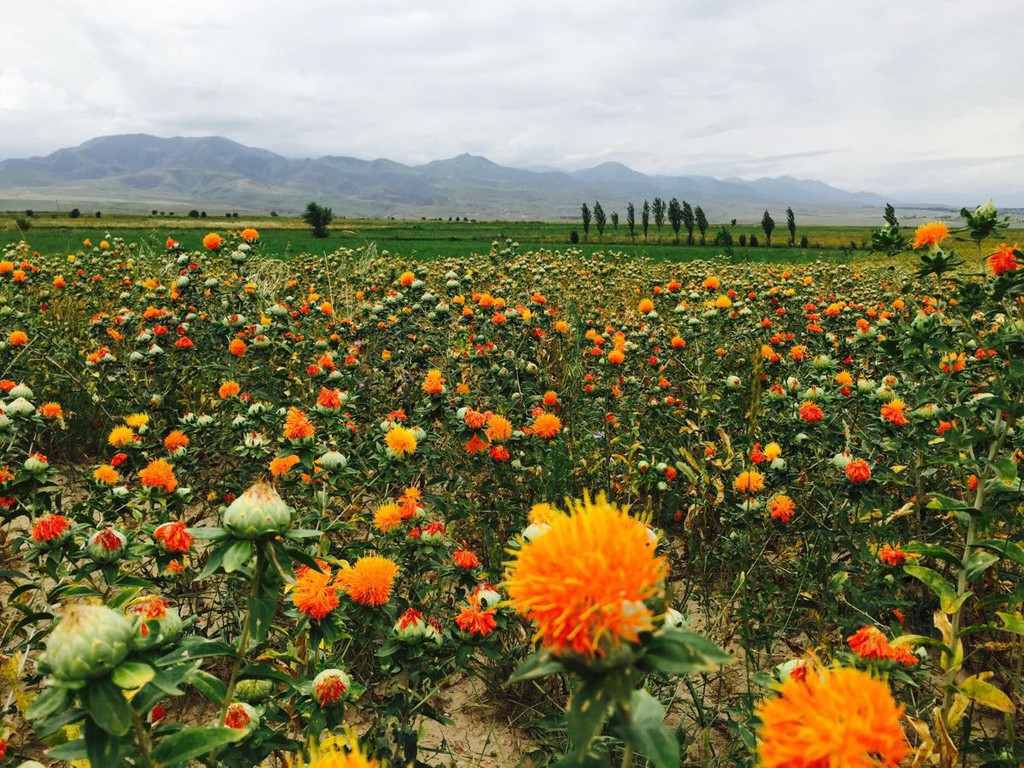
[0,134,894,221]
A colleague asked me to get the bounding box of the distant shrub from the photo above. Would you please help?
[189,210,200,218]
[269,211,277,217]
[94,211,101,218]
[739,234,747,247]
[749,234,758,247]
[14,216,30,231]
[569,230,579,244]
[200,211,207,218]
[69,208,80,219]
[24,209,33,217]
[800,235,808,248]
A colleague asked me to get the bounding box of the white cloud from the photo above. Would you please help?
[1,0,1022,203]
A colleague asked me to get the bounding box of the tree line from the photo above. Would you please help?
[579,199,804,248]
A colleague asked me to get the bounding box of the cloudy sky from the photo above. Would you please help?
[2,0,1022,204]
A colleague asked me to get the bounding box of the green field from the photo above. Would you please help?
[4,211,1020,264]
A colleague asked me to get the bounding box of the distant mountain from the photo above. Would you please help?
[0,134,890,220]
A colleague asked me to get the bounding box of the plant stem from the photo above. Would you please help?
[128,703,158,768]
[219,546,264,722]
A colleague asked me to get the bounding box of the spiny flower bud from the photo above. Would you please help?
[222,481,292,540]
[45,604,133,683]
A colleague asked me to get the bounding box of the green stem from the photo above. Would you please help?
[219,546,264,722]
[620,742,634,768]
[128,703,158,768]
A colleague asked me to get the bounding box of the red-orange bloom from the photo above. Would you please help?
[219,381,241,398]
[270,454,302,477]
[455,599,498,637]
[880,399,908,426]
[768,495,796,522]
[164,430,189,452]
[283,407,315,440]
[202,232,222,250]
[847,626,919,666]
[32,513,70,542]
[799,401,824,423]
[845,459,872,483]
[877,543,910,567]
[453,548,480,569]
[154,521,193,553]
[530,412,562,439]
[988,243,1019,276]
[317,387,343,409]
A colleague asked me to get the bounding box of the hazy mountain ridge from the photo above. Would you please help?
[0,133,892,219]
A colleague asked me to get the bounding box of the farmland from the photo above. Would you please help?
[1,209,1023,767]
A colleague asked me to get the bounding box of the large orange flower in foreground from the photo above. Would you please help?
[283,407,315,440]
[139,459,177,493]
[755,666,909,767]
[504,493,666,659]
[337,555,399,607]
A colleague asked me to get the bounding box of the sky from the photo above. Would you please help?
[2,0,1023,204]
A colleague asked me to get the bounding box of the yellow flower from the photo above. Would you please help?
[384,426,417,458]
[124,413,149,428]
[108,425,135,447]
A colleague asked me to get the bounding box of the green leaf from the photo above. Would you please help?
[83,677,132,736]
[993,458,1018,485]
[996,612,1024,637]
[958,675,1015,713]
[902,542,961,567]
[190,669,228,706]
[222,540,254,573]
[965,550,1000,582]
[189,526,229,540]
[151,727,244,765]
[975,539,1024,568]
[46,738,88,761]
[84,717,120,766]
[904,565,968,614]
[567,676,612,753]
[641,628,730,676]
[239,663,295,688]
[617,689,679,768]
[248,582,278,645]
[25,684,69,725]
[509,650,565,683]
[283,528,324,539]
[198,541,231,579]
[111,661,155,690]
[927,494,972,511]
[157,638,236,666]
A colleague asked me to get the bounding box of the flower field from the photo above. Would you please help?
[1,214,1024,767]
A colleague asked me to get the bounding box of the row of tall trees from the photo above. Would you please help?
[580,199,799,246]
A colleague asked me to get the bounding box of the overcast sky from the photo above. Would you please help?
[2,0,1022,204]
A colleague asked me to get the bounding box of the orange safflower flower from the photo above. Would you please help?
[93,464,119,485]
[465,434,488,454]
[228,338,247,357]
[139,459,177,493]
[384,425,417,458]
[202,232,222,250]
[241,228,259,242]
[637,298,654,314]
[733,470,765,494]
[542,390,559,407]
[32,513,70,543]
[880,398,908,426]
[40,403,63,419]
[453,548,480,569]
[8,330,28,346]
[939,352,965,374]
[373,502,404,533]
[847,626,918,666]
[755,666,909,767]
[422,369,445,395]
[607,348,625,364]
[291,562,340,620]
[154,521,193,553]
[988,243,1019,276]
[912,221,949,250]
[877,543,910,567]
[845,459,872,483]
[108,426,135,447]
[317,387,343,409]
[219,381,241,398]
[485,414,513,443]
[455,598,497,636]
[284,407,315,440]
[399,270,415,286]
[505,493,666,659]
[768,495,796,522]
[270,454,302,477]
[337,555,399,607]
[799,401,824,423]
[164,430,189,453]
[464,409,487,429]
[530,412,562,439]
